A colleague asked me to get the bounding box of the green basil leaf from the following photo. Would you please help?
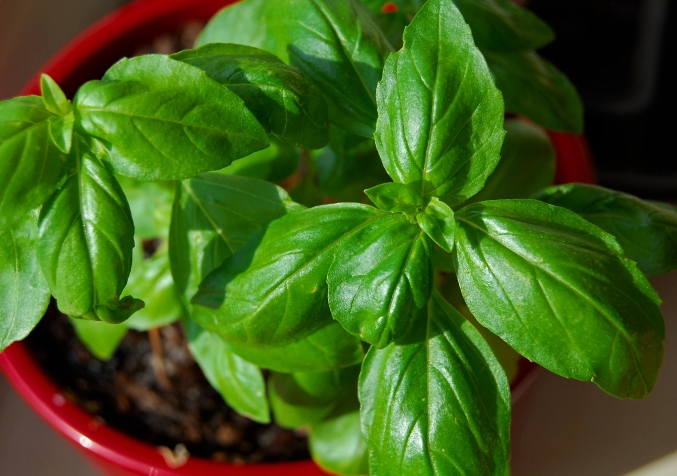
[47,113,75,154]
[538,184,677,277]
[467,119,555,205]
[169,172,303,305]
[184,318,270,423]
[37,137,143,323]
[266,0,393,137]
[196,0,275,51]
[364,182,423,214]
[375,0,505,206]
[74,55,269,181]
[0,211,50,352]
[454,199,664,398]
[69,317,128,361]
[218,137,300,182]
[483,49,583,133]
[309,393,369,476]
[416,197,455,253]
[40,74,71,116]
[360,290,511,475]
[0,96,67,231]
[173,43,329,149]
[117,177,173,240]
[192,203,384,346]
[328,213,433,347]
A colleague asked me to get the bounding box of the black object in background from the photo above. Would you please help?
[530,0,675,198]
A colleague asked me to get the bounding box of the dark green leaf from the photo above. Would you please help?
[416,197,455,252]
[197,0,275,51]
[483,49,583,133]
[467,119,555,205]
[173,43,329,149]
[328,213,432,347]
[0,96,67,231]
[184,318,269,423]
[48,113,74,154]
[40,74,71,116]
[454,199,664,398]
[37,137,143,323]
[360,290,511,475]
[538,184,677,277]
[0,211,50,352]
[192,204,384,346]
[375,0,505,205]
[218,137,300,182]
[364,182,423,214]
[266,0,393,137]
[69,317,128,360]
[74,55,269,180]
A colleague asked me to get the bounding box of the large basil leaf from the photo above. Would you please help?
[69,317,128,361]
[328,213,433,347]
[0,96,66,231]
[173,43,329,149]
[196,0,275,51]
[37,138,143,323]
[184,318,269,423]
[483,49,583,133]
[169,172,303,305]
[454,199,664,398]
[0,211,51,352]
[192,204,384,346]
[266,0,393,137]
[375,0,504,206]
[467,119,555,205]
[538,184,677,277]
[218,137,300,182]
[74,55,269,181]
[360,290,511,475]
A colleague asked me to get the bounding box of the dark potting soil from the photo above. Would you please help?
[26,307,310,465]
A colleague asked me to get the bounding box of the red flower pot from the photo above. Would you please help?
[0,0,595,475]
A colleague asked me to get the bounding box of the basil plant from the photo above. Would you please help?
[1,0,675,474]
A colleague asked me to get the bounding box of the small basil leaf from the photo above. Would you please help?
[74,55,269,181]
[364,182,423,214]
[416,197,455,253]
[37,137,143,323]
[69,317,128,361]
[192,204,384,346]
[375,0,505,205]
[40,74,71,116]
[267,0,393,137]
[0,96,66,231]
[467,119,555,205]
[360,290,511,475]
[328,213,433,347]
[483,49,584,133]
[169,173,303,305]
[454,199,664,398]
[218,137,300,182]
[196,0,275,51]
[48,113,74,154]
[172,43,329,149]
[538,184,677,277]
[184,318,270,423]
[0,211,50,352]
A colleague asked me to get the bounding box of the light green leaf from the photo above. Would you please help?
[538,184,677,277]
[197,0,275,51]
[37,137,143,323]
[483,49,583,133]
[360,290,511,475]
[47,113,75,154]
[74,55,269,180]
[416,197,455,252]
[0,211,50,352]
[184,318,269,423]
[218,137,300,182]
[0,96,67,231]
[375,0,505,206]
[116,177,173,240]
[364,182,423,215]
[327,213,433,347]
[454,199,665,398]
[69,317,128,361]
[40,74,71,116]
[467,119,555,205]
[192,203,384,346]
[173,43,329,149]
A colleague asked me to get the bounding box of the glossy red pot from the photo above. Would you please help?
[0,0,595,475]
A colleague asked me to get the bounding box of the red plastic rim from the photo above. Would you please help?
[1,0,596,474]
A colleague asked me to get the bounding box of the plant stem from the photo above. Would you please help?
[148,327,171,390]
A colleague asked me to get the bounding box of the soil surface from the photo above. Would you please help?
[26,307,310,464]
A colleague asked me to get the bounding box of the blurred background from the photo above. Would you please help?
[1,0,676,475]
